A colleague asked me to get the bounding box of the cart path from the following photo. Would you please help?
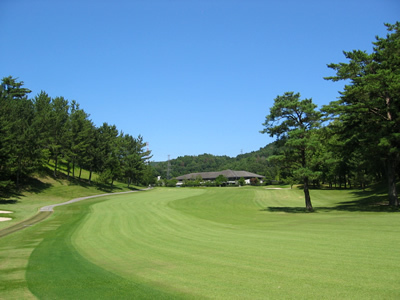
[39,189,151,211]
[0,188,151,238]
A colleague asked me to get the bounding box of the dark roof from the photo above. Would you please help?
[175,169,264,181]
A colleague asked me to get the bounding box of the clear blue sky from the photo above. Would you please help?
[1,0,399,161]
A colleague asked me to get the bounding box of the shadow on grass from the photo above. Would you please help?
[0,199,19,205]
[264,207,311,213]
[0,186,22,205]
[21,177,52,194]
[263,186,400,213]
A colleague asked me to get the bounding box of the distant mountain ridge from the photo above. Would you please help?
[152,141,280,180]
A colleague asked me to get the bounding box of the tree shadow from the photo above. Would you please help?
[262,187,399,213]
[327,189,398,212]
[1,176,52,204]
[0,199,19,204]
[263,207,311,213]
[20,177,52,194]
[96,183,124,193]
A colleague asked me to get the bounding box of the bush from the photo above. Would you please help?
[250,177,260,186]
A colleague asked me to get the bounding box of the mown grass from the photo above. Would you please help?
[26,196,182,299]
[1,186,400,299]
[0,165,136,231]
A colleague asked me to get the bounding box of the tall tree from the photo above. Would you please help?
[32,91,53,162]
[324,22,400,206]
[84,123,98,184]
[261,92,322,211]
[67,101,93,179]
[96,123,121,187]
[0,76,31,100]
[48,97,70,177]
[120,134,152,186]
[0,77,38,189]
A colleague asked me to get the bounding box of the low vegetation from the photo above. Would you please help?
[1,186,399,299]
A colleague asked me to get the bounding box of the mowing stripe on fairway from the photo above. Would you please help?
[71,187,400,299]
[0,211,52,238]
[0,189,149,238]
[26,196,186,299]
[13,187,400,299]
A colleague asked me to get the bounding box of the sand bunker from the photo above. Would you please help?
[0,211,12,222]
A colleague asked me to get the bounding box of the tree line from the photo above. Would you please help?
[0,77,152,196]
[262,22,399,210]
[152,145,280,181]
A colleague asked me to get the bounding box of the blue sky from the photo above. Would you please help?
[1,0,399,161]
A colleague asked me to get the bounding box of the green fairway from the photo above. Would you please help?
[1,187,400,299]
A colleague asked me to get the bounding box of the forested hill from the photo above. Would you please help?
[0,76,152,195]
[152,142,280,180]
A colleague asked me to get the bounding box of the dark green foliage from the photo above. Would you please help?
[261,92,322,211]
[0,76,31,99]
[0,76,151,194]
[324,22,400,206]
[250,177,260,186]
[48,96,70,178]
[152,143,280,180]
[215,174,228,186]
[119,134,152,187]
[0,76,40,191]
[163,178,178,187]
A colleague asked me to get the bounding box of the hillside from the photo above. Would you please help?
[152,141,281,180]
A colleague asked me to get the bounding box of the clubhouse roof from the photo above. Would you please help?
[175,169,264,181]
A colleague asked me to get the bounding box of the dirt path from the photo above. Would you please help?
[0,188,151,238]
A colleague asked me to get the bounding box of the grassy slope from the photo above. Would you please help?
[1,186,400,299]
[0,169,139,299]
[0,169,132,231]
[26,196,182,300]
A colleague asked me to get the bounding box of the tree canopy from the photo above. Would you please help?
[261,92,322,211]
[324,22,400,206]
[0,76,152,196]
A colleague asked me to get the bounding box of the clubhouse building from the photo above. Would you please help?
[175,169,264,185]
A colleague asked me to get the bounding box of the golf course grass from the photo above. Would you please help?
[1,186,400,299]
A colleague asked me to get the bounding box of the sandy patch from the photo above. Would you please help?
[0,217,12,222]
[0,210,12,214]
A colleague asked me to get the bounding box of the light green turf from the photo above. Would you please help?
[72,187,400,298]
[1,187,400,299]
[0,175,134,230]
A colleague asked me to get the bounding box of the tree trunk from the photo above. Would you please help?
[54,155,58,178]
[67,161,70,180]
[304,176,313,212]
[88,167,92,185]
[387,156,399,206]
[79,167,82,180]
[16,157,21,189]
